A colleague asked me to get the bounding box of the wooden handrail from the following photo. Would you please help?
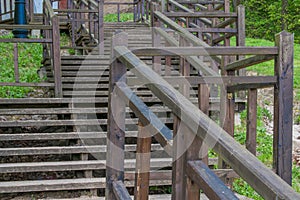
[154,11,221,63]
[112,45,299,199]
[131,46,278,56]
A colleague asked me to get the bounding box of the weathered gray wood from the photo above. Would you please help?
[115,82,173,155]
[186,27,237,33]
[0,144,163,156]
[113,181,132,200]
[0,82,54,87]
[215,18,236,28]
[163,11,237,18]
[273,31,294,185]
[0,24,52,29]
[0,158,174,173]
[0,178,174,194]
[187,160,239,200]
[153,27,218,76]
[106,31,128,200]
[98,0,104,54]
[0,160,106,173]
[0,132,105,141]
[246,89,257,155]
[114,46,300,199]
[131,46,278,56]
[0,178,105,193]
[52,15,62,98]
[172,116,186,200]
[13,43,19,83]
[134,122,151,200]
[226,55,274,71]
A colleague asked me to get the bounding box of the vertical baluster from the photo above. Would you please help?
[106,31,128,199]
[134,120,151,200]
[273,31,294,185]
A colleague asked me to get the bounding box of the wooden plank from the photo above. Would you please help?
[175,0,224,4]
[163,11,237,18]
[0,24,52,29]
[113,181,132,200]
[0,178,105,193]
[0,132,106,141]
[0,38,52,43]
[134,121,151,200]
[131,46,279,56]
[215,18,236,28]
[106,31,128,199]
[0,158,174,174]
[0,82,54,87]
[0,178,172,194]
[0,160,106,173]
[52,15,62,97]
[13,43,19,82]
[186,27,237,33]
[273,31,294,185]
[167,0,211,25]
[0,97,107,104]
[115,82,173,155]
[246,89,257,155]
[153,27,218,76]
[114,46,300,199]
[0,144,164,156]
[225,55,274,71]
[187,160,238,200]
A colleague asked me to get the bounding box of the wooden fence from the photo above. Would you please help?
[106,27,297,199]
[0,0,62,97]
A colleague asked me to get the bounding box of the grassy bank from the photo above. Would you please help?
[0,34,42,98]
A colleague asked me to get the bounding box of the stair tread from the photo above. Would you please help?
[0,178,172,193]
[0,144,164,156]
[0,158,173,173]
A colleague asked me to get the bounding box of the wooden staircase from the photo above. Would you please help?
[0,22,240,198]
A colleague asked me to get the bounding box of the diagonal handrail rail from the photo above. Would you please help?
[110,43,298,199]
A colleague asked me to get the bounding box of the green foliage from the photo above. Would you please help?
[240,0,300,43]
[0,34,42,98]
[232,37,300,101]
[104,13,134,22]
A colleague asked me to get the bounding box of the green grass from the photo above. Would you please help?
[233,106,300,199]
[0,34,42,98]
[232,37,300,100]
[104,13,134,22]
[232,39,300,196]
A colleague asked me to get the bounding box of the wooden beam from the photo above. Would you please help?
[132,46,278,56]
[273,31,294,185]
[246,89,257,155]
[114,46,300,199]
[225,55,274,71]
[0,38,52,43]
[153,27,218,76]
[113,181,132,200]
[115,82,173,155]
[163,11,237,18]
[187,160,238,200]
[134,121,151,200]
[106,31,128,200]
[215,18,236,28]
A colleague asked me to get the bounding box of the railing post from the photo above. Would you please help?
[106,31,128,199]
[273,31,294,185]
[246,88,257,155]
[218,56,235,169]
[134,120,151,200]
[52,15,62,97]
[151,3,161,74]
[237,5,246,98]
[98,0,104,55]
